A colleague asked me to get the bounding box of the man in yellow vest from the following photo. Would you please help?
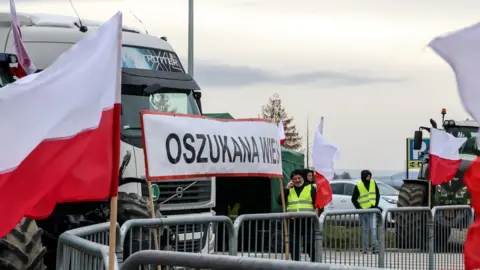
[277,169,317,261]
[351,170,380,254]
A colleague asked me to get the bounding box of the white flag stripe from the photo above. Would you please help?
[278,120,286,141]
[430,128,467,160]
[429,23,480,146]
[0,12,122,172]
[312,118,339,182]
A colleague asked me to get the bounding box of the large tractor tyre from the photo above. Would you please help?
[0,218,47,270]
[117,192,171,267]
[395,183,428,250]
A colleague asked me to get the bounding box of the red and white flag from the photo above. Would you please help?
[311,117,339,209]
[429,128,466,186]
[278,120,286,145]
[0,12,122,238]
[9,0,36,75]
[429,22,480,270]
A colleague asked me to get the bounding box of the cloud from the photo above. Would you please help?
[192,60,407,88]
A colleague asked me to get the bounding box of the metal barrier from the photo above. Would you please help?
[232,212,321,262]
[118,215,235,265]
[382,207,433,270]
[56,233,118,270]
[319,209,384,268]
[61,222,121,247]
[432,205,474,270]
[54,205,474,269]
[120,250,392,270]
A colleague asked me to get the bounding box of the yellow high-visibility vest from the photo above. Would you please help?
[357,180,377,209]
[286,185,315,212]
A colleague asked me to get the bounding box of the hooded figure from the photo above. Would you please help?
[352,170,380,209]
[302,169,315,183]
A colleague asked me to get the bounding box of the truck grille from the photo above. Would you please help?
[154,180,212,205]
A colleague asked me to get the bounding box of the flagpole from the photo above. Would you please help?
[147,181,162,270]
[188,0,194,76]
[108,197,118,270]
[278,179,290,260]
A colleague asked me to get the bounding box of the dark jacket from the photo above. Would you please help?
[351,180,380,209]
[277,182,317,208]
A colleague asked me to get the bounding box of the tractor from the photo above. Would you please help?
[396,108,475,251]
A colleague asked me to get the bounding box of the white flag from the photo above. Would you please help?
[10,0,36,75]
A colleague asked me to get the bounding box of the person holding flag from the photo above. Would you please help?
[277,169,317,261]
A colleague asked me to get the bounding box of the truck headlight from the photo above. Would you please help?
[436,185,448,196]
[456,186,468,197]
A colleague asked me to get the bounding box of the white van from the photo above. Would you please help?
[0,12,215,268]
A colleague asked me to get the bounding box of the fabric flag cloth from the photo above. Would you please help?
[10,0,36,75]
[311,117,339,209]
[278,120,286,145]
[429,128,466,186]
[429,22,480,270]
[0,12,122,238]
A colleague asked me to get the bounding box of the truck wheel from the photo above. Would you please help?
[396,183,428,250]
[117,192,165,260]
[0,218,47,270]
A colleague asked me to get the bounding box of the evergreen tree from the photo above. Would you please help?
[261,93,302,150]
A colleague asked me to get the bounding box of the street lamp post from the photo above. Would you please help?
[188,0,194,76]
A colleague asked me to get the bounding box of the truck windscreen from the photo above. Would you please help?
[120,46,200,139]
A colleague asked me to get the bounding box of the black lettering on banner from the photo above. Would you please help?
[207,135,220,163]
[251,137,260,162]
[196,134,208,163]
[260,137,271,163]
[269,138,277,164]
[238,137,252,163]
[182,133,196,164]
[231,137,243,162]
[166,133,182,164]
[219,135,233,163]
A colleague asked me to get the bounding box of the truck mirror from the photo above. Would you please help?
[414,130,423,150]
[430,118,438,129]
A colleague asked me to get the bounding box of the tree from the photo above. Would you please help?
[261,93,302,150]
[340,172,352,180]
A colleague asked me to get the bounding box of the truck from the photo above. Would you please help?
[0,13,215,269]
[396,108,475,250]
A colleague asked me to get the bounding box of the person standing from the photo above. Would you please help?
[302,168,324,216]
[351,170,380,254]
[277,169,317,261]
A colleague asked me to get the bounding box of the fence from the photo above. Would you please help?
[120,250,391,270]
[56,205,473,269]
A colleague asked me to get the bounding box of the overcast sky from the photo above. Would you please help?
[5,0,480,171]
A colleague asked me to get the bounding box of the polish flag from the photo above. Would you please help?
[429,22,480,270]
[0,12,122,238]
[312,118,339,209]
[278,120,286,145]
[10,0,36,75]
[429,128,466,186]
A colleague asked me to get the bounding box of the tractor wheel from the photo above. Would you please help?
[117,192,168,263]
[0,218,47,270]
[396,183,428,250]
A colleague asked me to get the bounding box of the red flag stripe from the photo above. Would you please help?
[429,154,462,186]
[314,171,332,209]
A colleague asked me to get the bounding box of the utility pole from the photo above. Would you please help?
[188,0,194,76]
[306,116,310,168]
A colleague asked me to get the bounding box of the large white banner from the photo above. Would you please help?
[141,112,283,180]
